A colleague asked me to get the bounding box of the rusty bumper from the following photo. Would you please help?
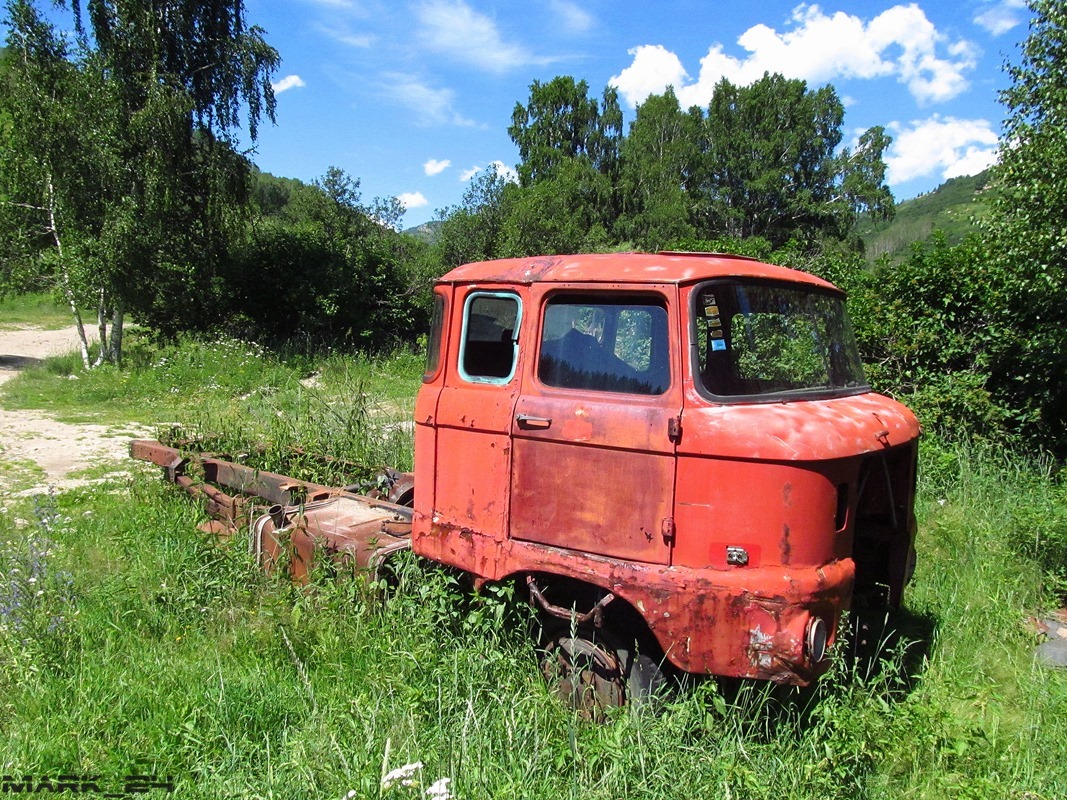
[416,516,852,684]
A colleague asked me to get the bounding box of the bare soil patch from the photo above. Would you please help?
[0,325,149,494]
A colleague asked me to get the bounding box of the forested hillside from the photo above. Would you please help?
[856,170,993,264]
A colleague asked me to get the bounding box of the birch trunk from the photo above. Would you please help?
[46,176,92,369]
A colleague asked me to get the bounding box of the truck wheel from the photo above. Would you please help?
[540,624,665,717]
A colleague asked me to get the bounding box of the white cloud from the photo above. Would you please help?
[314,22,374,48]
[415,0,547,72]
[398,191,429,209]
[272,75,306,94]
[550,0,594,34]
[885,115,999,184]
[424,158,451,176]
[490,160,519,184]
[459,160,518,183]
[381,73,477,126]
[610,3,976,108]
[974,0,1028,36]
[612,45,690,107]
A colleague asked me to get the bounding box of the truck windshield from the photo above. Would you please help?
[695,281,867,398]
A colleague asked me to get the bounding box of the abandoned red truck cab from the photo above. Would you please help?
[412,252,920,697]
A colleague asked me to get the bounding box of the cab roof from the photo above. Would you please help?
[437,252,839,290]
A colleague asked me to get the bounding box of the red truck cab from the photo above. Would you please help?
[412,252,919,703]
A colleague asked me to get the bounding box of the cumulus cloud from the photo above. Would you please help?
[885,115,999,184]
[416,0,548,73]
[272,75,306,94]
[550,0,594,34]
[611,45,689,107]
[424,158,451,176]
[459,160,519,183]
[491,159,519,183]
[398,191,429,209]
[381,73,477,126]
[974,0,1028,35]
[610,3,976,108]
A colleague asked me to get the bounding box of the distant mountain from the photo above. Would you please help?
[404,220,441,244]
[857,169,994,264]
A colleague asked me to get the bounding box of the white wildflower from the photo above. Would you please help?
[381,762,422,790]
[425,777,452,800]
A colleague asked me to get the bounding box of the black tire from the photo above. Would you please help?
[539,623,666,718]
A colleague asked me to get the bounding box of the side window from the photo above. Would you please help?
[459,292,521,383]
[538,295,669,395]
[422,292,446,382]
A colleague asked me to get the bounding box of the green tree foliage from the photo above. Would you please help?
[509,76,622,187]
[492,73,892,258]
[692,73,892,249]
[615,88,699,250]
[0,1,115,364]
[0,0,279,363]
[982,0,1067,448]
[432,169,512,270]
[852,235,1008,439]
[224,167,432,347]
[506,77,622,254]
[70,0,279,343]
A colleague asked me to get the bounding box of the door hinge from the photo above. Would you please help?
[661,516,676,545]
[667,415,682,443]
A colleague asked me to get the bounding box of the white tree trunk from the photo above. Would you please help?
[108,303,125,366]
[46,176,92,369]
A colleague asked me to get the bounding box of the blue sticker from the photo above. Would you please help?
[711,339,727,351]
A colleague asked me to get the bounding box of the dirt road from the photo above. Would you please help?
[0,325,148,494]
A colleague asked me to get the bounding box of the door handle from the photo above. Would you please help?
[516,414,552,429]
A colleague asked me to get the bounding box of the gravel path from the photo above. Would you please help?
[0,324,149,494]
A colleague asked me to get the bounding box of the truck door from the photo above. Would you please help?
[509,288,680,564]
[431,289,523,543]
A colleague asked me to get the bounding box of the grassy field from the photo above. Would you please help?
[1,325,1066,799]
[0,293,82,330]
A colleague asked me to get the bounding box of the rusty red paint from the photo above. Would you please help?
[413,252,920,686]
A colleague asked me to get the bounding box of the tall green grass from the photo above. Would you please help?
[0,336,1065,798]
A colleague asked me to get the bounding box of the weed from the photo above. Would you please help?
[0,491,77,684]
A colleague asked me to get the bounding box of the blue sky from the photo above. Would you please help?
[10,1,1034,227]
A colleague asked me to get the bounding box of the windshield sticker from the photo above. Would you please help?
[710,329,723,339]
[711,339,727,351]
[704,305,719,317]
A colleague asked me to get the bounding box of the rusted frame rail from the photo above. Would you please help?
[129,439,413,525]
